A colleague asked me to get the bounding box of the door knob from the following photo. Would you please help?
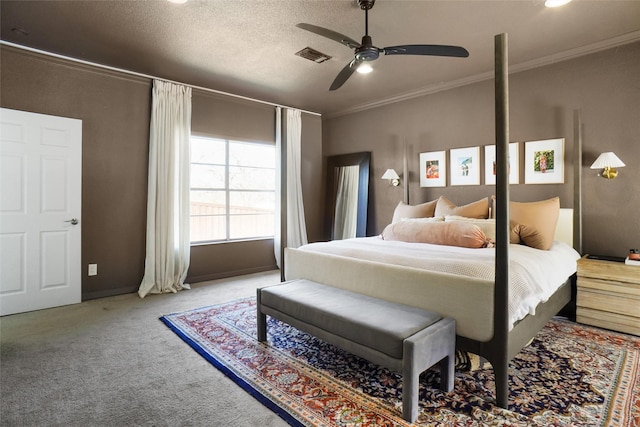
[65,218,79,225]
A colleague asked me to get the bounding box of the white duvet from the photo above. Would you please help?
[297,237,581,328]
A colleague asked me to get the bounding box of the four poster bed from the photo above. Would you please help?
[281,34,583,409]
[284,208,579,408]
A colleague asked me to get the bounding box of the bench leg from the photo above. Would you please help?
[402,318,456,422]
[402,353,453,423]
[438,354,454,392]
[402,366,419,423]
[256,289,267,342]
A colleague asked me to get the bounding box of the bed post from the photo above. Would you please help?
[277,107,288,281]
[573,109,583,254]
[494,33,510,409]
[403,137,409,205]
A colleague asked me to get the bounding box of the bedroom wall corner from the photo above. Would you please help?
[322,41,640,257]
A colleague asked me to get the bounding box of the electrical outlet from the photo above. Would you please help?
[88,264,98,276]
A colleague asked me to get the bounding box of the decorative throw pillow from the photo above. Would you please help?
[492,196,560,250]
[381,220,493,248]
[391,200,437,223]
[510,197,560,250]
[444,215,496,241]
[434,196,489,219]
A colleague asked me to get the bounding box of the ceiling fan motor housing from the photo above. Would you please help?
[356,35,380,61]
[358,0,375,10]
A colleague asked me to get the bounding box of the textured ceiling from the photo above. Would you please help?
[2,0,640,116]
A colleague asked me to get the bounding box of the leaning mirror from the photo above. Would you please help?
[325,152,370,240]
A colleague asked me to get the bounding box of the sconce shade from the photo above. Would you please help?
[381,169,400,186]
[590,152,625,169]
[590,152,625,179]
[381,169,400,180]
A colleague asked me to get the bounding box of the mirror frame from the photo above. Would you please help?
[325,152,371,240]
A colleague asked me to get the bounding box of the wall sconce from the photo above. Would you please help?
[590,152,625,179]
[381,169,400,186]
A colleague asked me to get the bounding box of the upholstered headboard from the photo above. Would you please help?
[554,208,573,247]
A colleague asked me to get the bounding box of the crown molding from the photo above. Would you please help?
[326,30,640,119]
[0,40,322,117]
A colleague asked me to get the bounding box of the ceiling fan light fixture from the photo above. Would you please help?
[167,0,188,4]
[356,63,373,74]
[297,0,468,91]
[545,0,571,8]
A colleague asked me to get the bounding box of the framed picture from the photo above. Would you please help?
[484,142,519,185]
[524,138,565,184]
[450,146,480,186]
[419,151,446,187]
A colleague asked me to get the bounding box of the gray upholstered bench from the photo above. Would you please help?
[257,279,455,422]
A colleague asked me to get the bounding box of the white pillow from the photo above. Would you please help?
[400,216,444,223]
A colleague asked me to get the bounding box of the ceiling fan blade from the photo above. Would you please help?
[329,59,362,91]
[296,23,362,50]
[383,44,469,58]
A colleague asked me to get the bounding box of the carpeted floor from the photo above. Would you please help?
[162,297,640,427]
[0,270,290,427]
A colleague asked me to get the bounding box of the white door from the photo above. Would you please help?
[0,108,82,316]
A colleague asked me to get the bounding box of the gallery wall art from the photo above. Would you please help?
[419,151,446,187]
[524,138,565,184]
[484,142,519,185]
[450,146,480,186]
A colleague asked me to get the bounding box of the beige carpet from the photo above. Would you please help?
[0,270,290,427]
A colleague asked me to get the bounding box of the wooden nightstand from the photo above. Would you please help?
[576,256,640,336]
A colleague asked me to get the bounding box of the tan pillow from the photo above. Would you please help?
[445,215,496,241]
[381,220,493,248]
[391,200,437,223]
[510,197,560,250]
[434,196,489,219]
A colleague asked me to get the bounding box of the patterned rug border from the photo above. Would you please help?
[161,297,640,427]
[160,303,305,427]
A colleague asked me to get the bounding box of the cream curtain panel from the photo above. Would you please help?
[274,107,308,268]
[139,80,192,298]
[285,109,308,248]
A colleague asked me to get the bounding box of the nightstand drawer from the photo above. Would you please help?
[577,257,640,285]
[577,276,640,297]
[576,287,640,318]
[577,307,640,336]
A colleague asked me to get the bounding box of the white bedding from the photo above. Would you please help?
[297,237,581,329]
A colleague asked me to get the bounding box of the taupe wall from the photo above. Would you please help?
[1,46,323,299]
[298,113,324,243]
[1,47,151,300]
[324,42,640,258]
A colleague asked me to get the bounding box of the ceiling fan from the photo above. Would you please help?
[297,0,469,91]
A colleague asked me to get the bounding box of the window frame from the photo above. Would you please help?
[190,134,276,244]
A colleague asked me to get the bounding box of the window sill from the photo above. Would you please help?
[190,237,274,247]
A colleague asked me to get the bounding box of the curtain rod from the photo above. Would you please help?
[1,41,322,117]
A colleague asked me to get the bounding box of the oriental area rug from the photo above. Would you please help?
[161,298,639,426]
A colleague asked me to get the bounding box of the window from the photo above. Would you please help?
[190,136,276,243]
